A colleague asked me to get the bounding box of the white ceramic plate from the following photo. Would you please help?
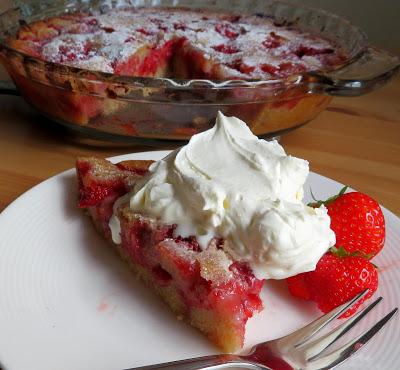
[0,150,399,370]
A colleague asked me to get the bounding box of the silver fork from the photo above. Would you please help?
[125,291,398,370]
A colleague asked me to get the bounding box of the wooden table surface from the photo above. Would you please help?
[0,73,399,216]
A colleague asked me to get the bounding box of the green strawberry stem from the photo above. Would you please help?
[308,186,348,207]
[329,246,376,263]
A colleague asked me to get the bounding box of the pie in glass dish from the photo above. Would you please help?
[6,6,345,130]
[75,113,335,351]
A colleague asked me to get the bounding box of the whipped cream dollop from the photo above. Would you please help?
[109,112,335,279]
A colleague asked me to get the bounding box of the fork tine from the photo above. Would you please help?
[308,308,398,370]
[284,289,369,347]
[303,296,383,361]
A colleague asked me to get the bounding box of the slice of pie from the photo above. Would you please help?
[75,112,335,351]
[76,156,264,352]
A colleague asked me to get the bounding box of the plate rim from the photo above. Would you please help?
[0,150,399,370]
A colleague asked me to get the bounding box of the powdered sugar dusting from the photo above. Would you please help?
[15,7,345,79]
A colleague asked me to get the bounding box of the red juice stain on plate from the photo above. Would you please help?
[378,259,400,273]
[97,300,109,313]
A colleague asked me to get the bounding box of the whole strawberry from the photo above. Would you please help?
[310,187,385,259]
[287,250,378,317]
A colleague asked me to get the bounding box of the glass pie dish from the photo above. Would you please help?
[0,0,399,143]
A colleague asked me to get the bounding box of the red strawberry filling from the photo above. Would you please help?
[261,62,306,77]
[136,27,154,36]
[76,159,127,208]
[226,60,256,74]
[215,22,240,39]
[295,45,334,58]
[112,39,176,77]
[101,26,115,33]
[173,22,187,31]
[212,44,240,54]
[262,32,285,49]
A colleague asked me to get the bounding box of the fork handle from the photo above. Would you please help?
[124,354,265,370]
